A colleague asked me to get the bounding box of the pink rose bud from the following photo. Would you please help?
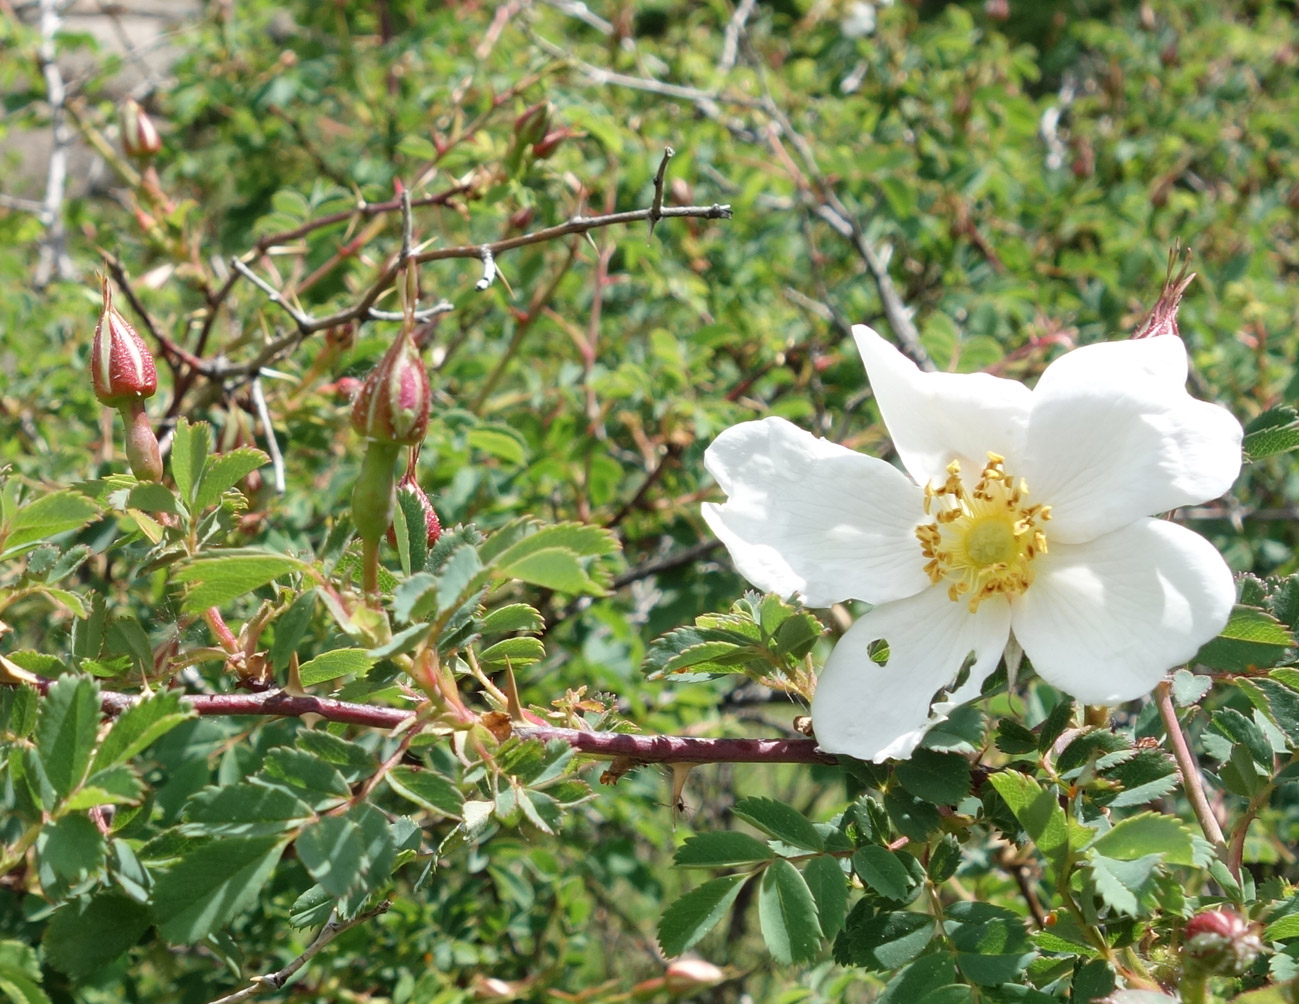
[1184,908,1262,977]
[350,331,430,445]
[531,128,572,160]
[120,98,162,159]
[386,474,442,549]
[665,958,725,994]
[92,276,158,407]
[333,376,363,400]
[513,101,551,147]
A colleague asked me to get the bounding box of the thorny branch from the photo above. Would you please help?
[33,0,74,287]
[203,900,392,1004]
[9,675,835,767]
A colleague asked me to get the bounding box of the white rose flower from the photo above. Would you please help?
[702,325,1242,762]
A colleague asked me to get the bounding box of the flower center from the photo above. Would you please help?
[914,453,1051,611]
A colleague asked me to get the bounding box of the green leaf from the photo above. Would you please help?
[180,783,314,838]
[256,749,351,810]
[853,845,914,901]
[152,836,288,943]
[480,603,545,635]
[885,788,943,842]
[467,425,529,465]
[170,418,209,506]
[35,675,98,805]
[1243,676,1299,745]
[1243,406,1299,460]
[804,856,849,939]
[1088,812,1201,866]
[437,545,485,614]
[877,954,958,1004]
[1197,605,1295,673]
[392,572,437,624]
[298,648,375,687]
[38,814,106,889]
[0,939,52,1004]
[987,771,1068,873]
[42,892,150,980]
[732,796,823,852]
[1086,853,1162,916]
[294,731,376,782]
[834,907,935,971]
[1171,668,1213,707]
[995,719,1040,755]
[63,764,144,809]
[3,490,100,550]
[487,521,619,566]
[758,858,822,965]
[195,448,269,510]
[673,831,774,868]
[896,749,973,804]
[271,589,317,672]
[386,765,464,818]
[295,815,366,898]
[91,690,194,772]
[497,547,605,595]
[173,550,306,613]
[945,902,1035,986]
[478,636,545,668]
[1264,914,1299,941]
[657,874,749,957]
[126,482,180,515]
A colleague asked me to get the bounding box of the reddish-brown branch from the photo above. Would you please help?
[14,677,835,766]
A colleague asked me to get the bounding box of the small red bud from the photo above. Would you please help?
[984,0,1010,21]
[120,98,162,159]
[333,376,363,400]
[350,332,430,445]
[385,475,442,549]
[1184,908,1261,976]
[513,102,551,147]
[531,128,570,160]
[92,276,158,408]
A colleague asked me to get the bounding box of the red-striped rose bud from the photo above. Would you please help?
[350,331,430,446]
[386,475,442,549]
[513,102,551,147]
[92,277,157,408]
[665,958,725,994]
[121,98,162,159]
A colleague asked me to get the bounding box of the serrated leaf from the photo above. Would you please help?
[295,815,366,898]
[896,749,972,804]
[35,675,98,805]
[480,603,545,635]
[4,490,100,550]
[877,954,958,1004]
[758,858,822,965]
[467,425,529,465]
[38,814,106,889]
[1197,605,1295,672]
[1087,812,1199,866]
[298,648,376,686]
[195,448,269,510]
[1243,406,1299,460]
[294,731,376,782]
[995,720,1039,755]
[126,482,180,515]
[1171,668,1213,707]
[63,764,144,809]
[657,874,749,957]
[732,796,823,851]
[271,589,317,672]
[173,550,305,614]
[854,845,913,901]
[256,748,350,810]
[1264,914,1299,941]
[386,766,463,818]
[1243,676,1299,745]
[170,418,209,506]
[180,782,314,838]
[673,831,774,868]
[91,690,194,772]
[944,902,1035,986]
[498,547,605,595]
[804,855,849,939]
[42,893,150,979]
[1086,853,1162,916]
[833,907,935,971]
[152,836,288,943]
[987,771,1068,874]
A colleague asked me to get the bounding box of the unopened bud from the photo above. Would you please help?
[333,376,363,400]
[513,102,551,147]
[531,128,572,160]
[350,332,430,445]
[92,277,157,408]
[386,475,442,549]
[120,98,162,159]
[665,958,725,994]
[1184,908,1262,977]
[984,0,1010,20]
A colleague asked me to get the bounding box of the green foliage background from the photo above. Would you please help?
[1,1,1298,1002]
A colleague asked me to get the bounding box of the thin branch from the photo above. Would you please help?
[1155,679,1228,859]
[203,901,391,1004]
[10,676,835,766]
[0,193,46,214]
[719,0,756,72]
[104,256,208,372]
[474,246,497,290]
[648,147,674,239]
[34,0,74,287]
[250,377,286,494]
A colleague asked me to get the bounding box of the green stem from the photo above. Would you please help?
[119,400,162,482]
[1155,680,1228,858]
[351,441,401,603]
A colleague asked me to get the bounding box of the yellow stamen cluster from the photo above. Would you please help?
[915,453,1051,611]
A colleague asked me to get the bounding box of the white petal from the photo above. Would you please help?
[1022,337,1243,543]
[811,587,1011,762]
[853,325,1032,485]
[1011,518,1235,705]
[703,417,930,607]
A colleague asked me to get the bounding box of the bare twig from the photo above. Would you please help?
[250,377,286,494]
[203,901,392,1004]
[719,0,756,72]
[474,246,497,290]
[0,193,46,214]
[103,256,208,373]
[648,147,674,239]
[34,0,74,286]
